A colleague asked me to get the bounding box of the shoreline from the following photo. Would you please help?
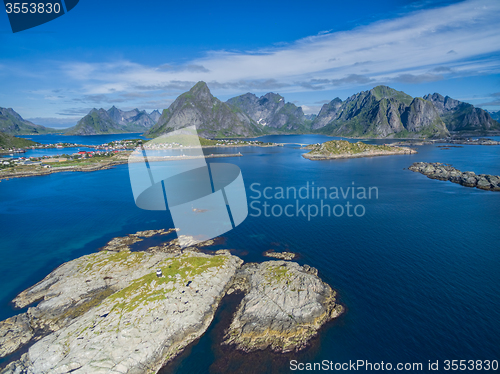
[302,140,417,161]
[302,149,416,160]
[0,153,243,181]
[0,231,342,372]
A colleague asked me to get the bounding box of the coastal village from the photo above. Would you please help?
[0,139,142,170]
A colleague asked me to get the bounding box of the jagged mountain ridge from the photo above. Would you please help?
[226,92,310,131]
[0,107,57,135]
[313,86,449,138]
[149,110,162,123]
[65,107,159,135]
[423,93,499,133]
[145,82,265,138]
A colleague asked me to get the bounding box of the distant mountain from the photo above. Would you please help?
[65,109,121,135]
[149,110,161,123]
[423,93,500,133]
[226,92,310,131]
[145,82,265,138]
[488,111,500,122]
[65,107,158,135]
[107,106,157,131]
[311,98,342,130]
[313,86,449,138]
[0,107,57,135]
[0,131,37,150]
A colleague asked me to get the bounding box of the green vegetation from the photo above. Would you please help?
[107,254,227,313]
[370,85,413,106]
[146,134,217,147]
[263,263,292,284]
[306,140,398,156]
[0,131,38,150]
[82,251,146,273]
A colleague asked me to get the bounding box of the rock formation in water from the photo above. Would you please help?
[0,231,342,373]
[224,261,342,353]
[409,162,500,191]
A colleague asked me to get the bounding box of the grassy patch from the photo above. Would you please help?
[107,254,227,313]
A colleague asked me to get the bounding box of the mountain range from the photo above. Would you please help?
[1,83,498,139]
[146,82,498,139]
[312,86,450,138]
[65,107,160,135]
[145,82,266,138]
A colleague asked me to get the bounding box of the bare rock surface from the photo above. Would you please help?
[0,314,34,358]
[1,244,242,373]
[224,261,343,353]
[409,162,500,191]
[1,233,342,373]
[263,250,297,260]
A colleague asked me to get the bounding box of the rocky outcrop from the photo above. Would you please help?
[0,232,342,373]
[409,162,500,191]
[145,82,264,138]
[224,261,342,353]
[423,93,500,133]
[2,245,243,373]
[263,250,296,260]
[0,314,34,358]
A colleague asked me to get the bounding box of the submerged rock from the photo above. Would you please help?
[409,162,500,191]
[263,250,297,260]
[224,261,343,353]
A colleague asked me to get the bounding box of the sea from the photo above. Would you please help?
[0,134,499,373]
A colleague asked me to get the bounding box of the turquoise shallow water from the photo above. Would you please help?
[1,135,499,372]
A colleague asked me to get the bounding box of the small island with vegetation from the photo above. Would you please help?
[302,140,416,160]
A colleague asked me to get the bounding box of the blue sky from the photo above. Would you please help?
[1,0,500,127]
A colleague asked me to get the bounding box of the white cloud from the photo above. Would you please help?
[59,0,500,98]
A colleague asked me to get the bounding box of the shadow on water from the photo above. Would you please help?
[159,290,345,374]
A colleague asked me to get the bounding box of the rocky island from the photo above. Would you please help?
[0,231,342,373]
[409,162,500,191]
[302,140,416,160]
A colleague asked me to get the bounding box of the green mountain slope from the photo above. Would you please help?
[65,106,158,135]
[145,82,265,138]
[313,86,449,138]
[0,131,37,150]
[0,107,57,135]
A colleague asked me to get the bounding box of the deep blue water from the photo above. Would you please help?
[18,133,147,145]
[1,135,499,373]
